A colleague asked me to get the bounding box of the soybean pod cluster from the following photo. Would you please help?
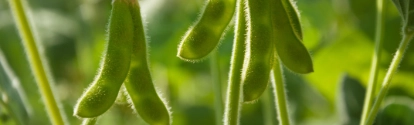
[178,0,313,124]
[74,0,171,125]
[178,0,313,103]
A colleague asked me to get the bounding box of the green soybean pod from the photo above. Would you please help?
[124,2,170,125]
[74,0,133,118]
[242,0,273,102]
[177,0,236,61]
[271,0,313,74]
[282,0,303,40]
[81,118,98,125]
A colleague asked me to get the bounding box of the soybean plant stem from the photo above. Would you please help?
[262,87,276,125]
[7,0,65,124]
[272,58,290,125]
[210,52,224,125]
[360,0,385,124]
[224,0,245,124]
[365,32,414,125]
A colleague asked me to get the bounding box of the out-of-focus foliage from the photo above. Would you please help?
[336,74,365,125]
[1,0,414,124]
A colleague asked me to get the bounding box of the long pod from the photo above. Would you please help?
[271,0,313,74]
[74,0,133,118]
[124,2,170,125]
[177,0,236,60]
[242,0,274,102]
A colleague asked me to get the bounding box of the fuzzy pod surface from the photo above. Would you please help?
[74,0,134,118]
[177,0,237,61]
[124,2,171,125]
[242,0,274,102]
[271,0,313,74]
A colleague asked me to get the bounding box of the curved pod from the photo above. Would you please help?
[74,0,133,118]
[271,0,313,74]
[125,2,170,125]
[242,0,273,102]
[177,0,237,60]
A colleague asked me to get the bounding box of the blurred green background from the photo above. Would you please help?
[1,0,414,124]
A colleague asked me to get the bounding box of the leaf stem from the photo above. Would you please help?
[360,0,385,124]
[364,31,414,125]
[223,0,245,124]
[7,0,65,124]
[272,58,290,125]
[210,52,224,125]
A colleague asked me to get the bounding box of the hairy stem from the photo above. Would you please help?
[223,0,245,124]
[360,0,385,124]
[7,0,65,124]
[365,31,414,125]
[272,58,290,125]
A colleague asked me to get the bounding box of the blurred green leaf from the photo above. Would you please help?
[391,0,409,21]
[336,74,365,125]
[376,96,414,125]
[0,49,31,125]
[349,0,376,39]
[391,0,414,31]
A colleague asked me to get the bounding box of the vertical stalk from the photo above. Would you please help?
[224,0,246,124]
[360,0,385,124]
[7,0,65,124]
[210,52,224,125]
[272,58,290,125]
[365,32,414,125]
[262,87,277,125]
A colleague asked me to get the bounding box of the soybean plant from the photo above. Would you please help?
[363,0,414,124]
[74,0,170,124]
[177,0,313,124]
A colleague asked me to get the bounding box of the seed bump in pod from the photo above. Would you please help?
[74,0,134,118]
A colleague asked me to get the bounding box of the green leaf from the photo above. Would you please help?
[336,74,365,125]
[376,96,414,125]
[392,0,414,32]
[391,0,409,21]
[406,0,414,31]
[0,50,31,125]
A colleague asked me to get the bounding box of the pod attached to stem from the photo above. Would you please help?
[124,2,171,125]
[74,0,134,118]
[177,0,237,61]
[242,0,274,102]
[271,0,313,74]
